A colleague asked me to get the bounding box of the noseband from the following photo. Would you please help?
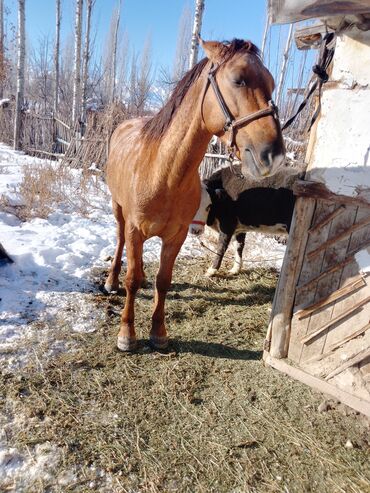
[204,64,279,161]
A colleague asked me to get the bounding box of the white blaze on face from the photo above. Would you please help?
[189,184,211,236]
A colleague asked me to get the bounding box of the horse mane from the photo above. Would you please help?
[142,39,260,141]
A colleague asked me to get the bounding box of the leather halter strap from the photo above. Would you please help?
[206,64,279,155]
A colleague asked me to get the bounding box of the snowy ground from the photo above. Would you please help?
[0,143,286,489]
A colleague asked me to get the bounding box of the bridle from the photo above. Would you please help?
[203,63,280,168]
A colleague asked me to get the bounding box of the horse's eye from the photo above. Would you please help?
[234,79,247,87]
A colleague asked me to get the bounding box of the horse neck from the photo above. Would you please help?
[152,73,212,187]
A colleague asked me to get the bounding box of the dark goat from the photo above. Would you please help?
[189,180,295,276]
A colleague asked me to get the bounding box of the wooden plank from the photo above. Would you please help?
[293,201,334,308]
[294,22,332,50]
[307,205,345,234]
[301,295,370,345]
[269,197,316,358]
[296,275,366,319]
[264,354,370,418]
[54,116,71,129]
[325,348,370,380]
[296,255,354,292]
[289,201,335,362]
[300,206,359,362]
[307,215,370,260]
[269,0,370,25]
[293,180,370,209]
[306,322,370,364]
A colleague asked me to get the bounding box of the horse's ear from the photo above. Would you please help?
[199,38,226,64]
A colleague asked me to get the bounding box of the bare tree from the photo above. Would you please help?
[72,0,83,124]
[13,0,25,150]
[58,33,74,119]
[110,0,121,103]
[28,35,52,112]
[128,37,153,116]
[0,0,4,99]
[275,24,294,108]
[189,0,204,70]
[172,5,192,81]
[53,0,61,113]
[81,0,95,121]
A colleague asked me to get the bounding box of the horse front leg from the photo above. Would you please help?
[150,228,188,349]
[105,200,125,293]
[206,231,232,277]
[117,224,144,352]
[229,232,245,275]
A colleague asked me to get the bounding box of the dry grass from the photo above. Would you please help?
[0,160,108,221]
[1,258,370,492]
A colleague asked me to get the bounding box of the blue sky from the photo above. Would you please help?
[4,0,309,103]
[5,0,271,70]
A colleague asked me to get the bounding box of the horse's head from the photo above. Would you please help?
[200,38,285,179]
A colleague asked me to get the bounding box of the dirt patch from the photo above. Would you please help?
[1,258,369,492]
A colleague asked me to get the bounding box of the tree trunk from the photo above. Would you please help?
[81,0,94,123]
[53,0,61,114]
[0,0,4,99]
[13,0,25,151]
[110,0,121,103]
[72,0,83,125]
[188,0,205,70]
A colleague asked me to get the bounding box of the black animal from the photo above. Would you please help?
[191,180,296,276]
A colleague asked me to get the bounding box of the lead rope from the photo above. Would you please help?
[282,32,335,131]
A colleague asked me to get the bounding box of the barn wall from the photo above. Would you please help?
[266,24,370,415]
[306,29,370,202]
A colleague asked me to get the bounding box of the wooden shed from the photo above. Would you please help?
[264,0,370,417]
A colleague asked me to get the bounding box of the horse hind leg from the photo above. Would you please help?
[105,201,125,293]
[117,224,144,351]
[150,228,188,349]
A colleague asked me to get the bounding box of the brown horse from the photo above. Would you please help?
[105,38,285,351]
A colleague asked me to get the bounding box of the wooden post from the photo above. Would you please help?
[266,197,316,359]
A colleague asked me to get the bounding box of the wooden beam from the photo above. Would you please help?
[264,354,370,418]
[301,295,370,345]
[325,348,370,380]
[307,215,370,260]
[294,22,330,50]
[293,180,370,209]
[296,255,354,292]
[308,205,345,234]
[269,197,316,359]
[295,275,366,319]
[269,0,370,25]
[306,322,370,364]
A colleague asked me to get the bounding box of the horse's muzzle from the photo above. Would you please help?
[242,144,285,178]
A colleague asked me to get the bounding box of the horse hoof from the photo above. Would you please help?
[117,336,137,352]
[149,335,169,350]
[205,267,217,277]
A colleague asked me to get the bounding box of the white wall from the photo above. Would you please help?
[306,28,370,201]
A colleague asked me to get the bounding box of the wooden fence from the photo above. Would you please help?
[0,103,126,169]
